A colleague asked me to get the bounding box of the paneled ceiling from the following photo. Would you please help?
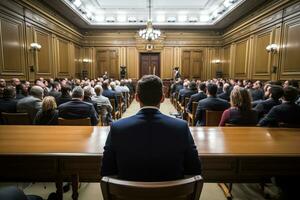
[42,0,272,29]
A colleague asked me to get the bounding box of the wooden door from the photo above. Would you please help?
[139,53,160,78]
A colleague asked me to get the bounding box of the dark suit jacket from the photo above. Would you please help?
[56,94,72,106]
[101,108,202,181]
[0,98,18,124]
[254,98,281,118]
[217,92,230,102]
[186,92,207,113]
[249,88,264,101]
[195,96,230,126]
[84,96,99,114]
[258,102,300,127]
[58,99,99,126]
[102,89,118,110]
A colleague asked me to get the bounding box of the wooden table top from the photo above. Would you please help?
[0,126,300,156]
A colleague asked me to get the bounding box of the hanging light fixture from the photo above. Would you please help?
[139,0,161,41]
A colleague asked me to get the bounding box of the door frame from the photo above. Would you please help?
[139,52,161,78]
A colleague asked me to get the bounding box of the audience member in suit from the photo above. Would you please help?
[17,86,43,122]
[178,81,190,103]
[195,83,230,126]
[101,75,201,181]
[219,87,258,126]
[11,78,21,88]
[92,85,113,125]
[249,80,264,101]
[0,86,18,124]
[186,83,207,114]
[0,186,43,200]
[217,83,231,102]
[48,81,61,99]
[16,84,28,100]
[254,85,283,119]
[258,86,300,127]
[217,81,223,95]
[179,81,198,105]
[56,85,72,106]
[0,78,6,98]
[34,96,58,125]
[58,86,99,126]
[83,86,99,114]
[102,81,118,110]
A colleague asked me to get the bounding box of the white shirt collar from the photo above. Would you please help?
[138,106,159,112]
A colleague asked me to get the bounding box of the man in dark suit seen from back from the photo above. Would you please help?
[58,86,99,126]
[195,83,230,126]
[254,85,283,119]
[101,75,201,181]
[0,86,18,124]
[102,81,118,110]
[48,81,61,99]
[186,83,207,114]
[217,83,231,102]
[258,86,300,127]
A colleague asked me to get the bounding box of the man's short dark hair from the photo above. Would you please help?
[270,85,283,100]
[137,75,163,106]
[207,83,218,96]
[52,81,60,89]
[3,86,16,99]
[283,86,299,102]
[199,83,206,92]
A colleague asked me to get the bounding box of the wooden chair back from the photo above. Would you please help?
[109,99,120,119]
[58,117,91,126]
[1,112,31,125]
[205,110,224,126]
[101,175,203,200]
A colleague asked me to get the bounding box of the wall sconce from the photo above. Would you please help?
[266,44,278,54]
[30,43,42,51]
[82,58,92,63]
[212,59,221,64]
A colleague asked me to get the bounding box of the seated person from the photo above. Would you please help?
[186,83,207,114]
[177,81,189,103]
[58,86,99,126]
[0,78,6,98]
[48,81,61,99]
[254,85,283,118]
[0,186,42,200]
[258,86,300,127]
[102,81,118,110]
[0,86,18,124]
[34,96,58,125]
[101,75,201,181]
[180,81,198,106]
[92,85,113,125]
[195,83,230,126]
[17,86,43,122]
[219,87,258,126]
[217,83,231,102]
[249,81,264,101]
[56,84,72,106]
[83,86,99,114]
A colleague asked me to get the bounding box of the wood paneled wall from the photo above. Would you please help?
[0,0,300,81]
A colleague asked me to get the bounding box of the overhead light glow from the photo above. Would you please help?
[200,15,210,22]
[106,16,115,22]
[167,16,176,22]
[73,0,81,8]
[178,15,187,22]
[95,15,105,22]
[156,15,165,22]
[117,15,127,22]
[128,16,137,22]
[189,16,198,22]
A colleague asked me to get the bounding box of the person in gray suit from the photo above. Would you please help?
[17,85,43,123]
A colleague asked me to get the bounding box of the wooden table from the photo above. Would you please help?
[0,126,300,200]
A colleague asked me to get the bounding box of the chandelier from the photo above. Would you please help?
[138,0,161,41]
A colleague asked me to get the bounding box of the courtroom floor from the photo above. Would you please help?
[0,99,280,200]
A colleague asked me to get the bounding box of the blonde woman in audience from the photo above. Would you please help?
[34,96,58,125]
[219,86,258,126]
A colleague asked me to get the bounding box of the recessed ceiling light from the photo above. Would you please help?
[128,16,137,22]
[106,16,115,22]
[199,15,210,22]
[188,17,198,23]
[178,15,187,22]
[167,17,176,22]
[95,15,105,22]
[73,0,81,8]
[156,15,165,22]
[117,15,127,22]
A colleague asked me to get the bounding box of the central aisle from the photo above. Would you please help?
[122,98,178,118]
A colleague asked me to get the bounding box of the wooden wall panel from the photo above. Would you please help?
[162,47,173,79]
[191,51,203,79]
[74,45,81,78]
[35,28,52,77]
[280,17,300,79]
[252,31,272,80]
[181,51,191,79]
[57,38,70,77]
[222,46,230,77]
[233,39,249,79]
[0,16,25,78]
[95,49,119,79]
[126,47,138,80]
